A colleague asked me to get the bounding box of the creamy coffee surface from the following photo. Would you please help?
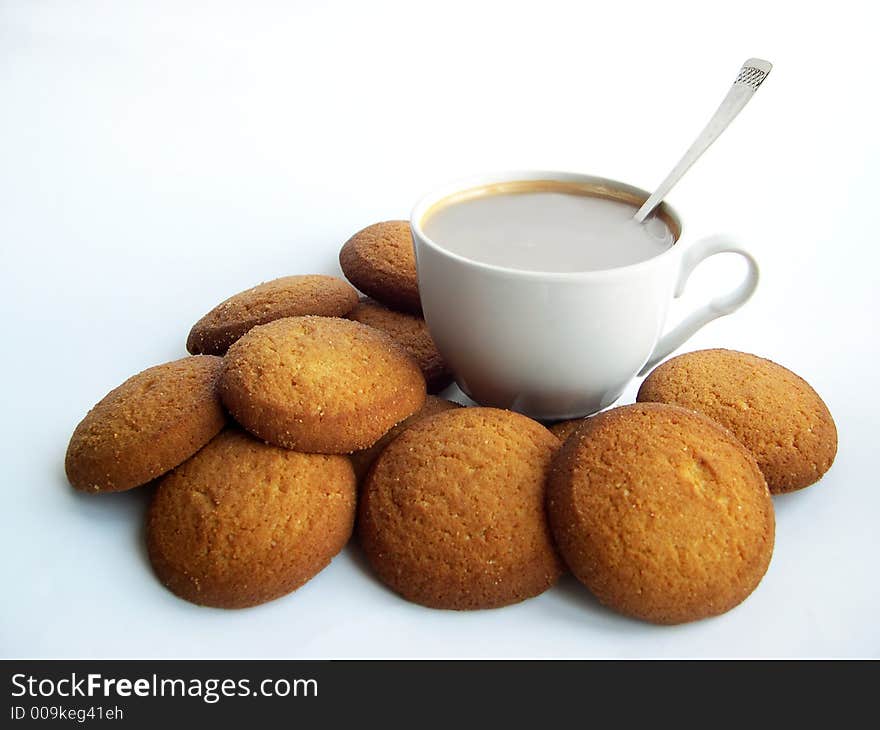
[422,188,674,272]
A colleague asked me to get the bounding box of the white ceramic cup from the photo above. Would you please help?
[410,171,759,420]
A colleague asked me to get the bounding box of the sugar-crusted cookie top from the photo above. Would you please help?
[219,315,425,453]
[548,403,774,625]
[359,407,563,609]
[147,428,355,608]
[346,298,451,392]
[638,349,837,493]
[339,221,421,313]
[349,395,461,481]
[65,355,226,492]
[187,274,358,355]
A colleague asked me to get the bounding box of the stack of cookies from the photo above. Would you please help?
[65,221,837,624]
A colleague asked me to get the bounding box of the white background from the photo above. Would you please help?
[2,0,877,658]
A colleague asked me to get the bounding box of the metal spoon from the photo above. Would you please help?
[634,58,773,223]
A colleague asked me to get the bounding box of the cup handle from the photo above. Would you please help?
[638,235,759,376]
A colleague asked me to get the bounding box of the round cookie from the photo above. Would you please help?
[346,299,453,393]
[350,396,462,482]
[65,356,226,493]
[339,221,421,313]
[219,315,426,454]
[186,274,358,355]
[359,407,564,609]
[637,349,837,493]
[147,428,356,608]
[547,403,774,625]
[549,418,585,442]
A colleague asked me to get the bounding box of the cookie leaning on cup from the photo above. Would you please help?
[547,403,775,625]
[219,315,426,454]
[637,349,837,493]
[359,407,564,610]
[339,221,421,314]
[65,356,226,493]
[346,298,453,393]
[147,428,356,609]
[187,274,358,356]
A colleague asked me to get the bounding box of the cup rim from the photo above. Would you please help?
[410,170,684,280]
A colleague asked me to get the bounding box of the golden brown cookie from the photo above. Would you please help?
[549,418,585,442]
[219,315,426,454]
[339,221,421,313]
[548,403,774,625]
[186,274,358,355]
[637,349,837,493]
[65,356,226,493]
[359,407,563,609]
[350,396,462,482]
[346,299,452,393]
[147,428,356,608]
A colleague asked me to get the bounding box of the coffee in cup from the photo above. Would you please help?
[411,171,759,420]
[421,179,677,273]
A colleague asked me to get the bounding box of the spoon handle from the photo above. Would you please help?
[634,58,772,223]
